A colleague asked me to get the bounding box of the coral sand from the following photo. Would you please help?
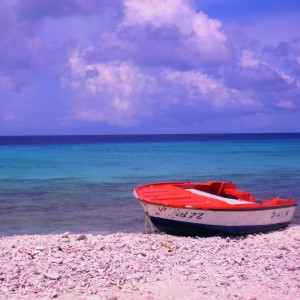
[0,226,300,300]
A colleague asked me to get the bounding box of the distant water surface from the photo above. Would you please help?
[0,133,299,236]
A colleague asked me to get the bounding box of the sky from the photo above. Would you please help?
[0,0,300,135]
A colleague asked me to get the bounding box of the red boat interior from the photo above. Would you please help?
[134,181,296,210]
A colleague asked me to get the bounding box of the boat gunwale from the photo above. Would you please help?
[136,199,297,211]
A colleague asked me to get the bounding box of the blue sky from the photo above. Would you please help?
[0,0,299,135]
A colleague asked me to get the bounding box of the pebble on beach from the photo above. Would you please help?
[0,226,299,300]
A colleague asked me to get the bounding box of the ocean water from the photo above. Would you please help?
[0,133,299,237]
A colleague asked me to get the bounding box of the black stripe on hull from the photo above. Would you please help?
[150,216,290,236]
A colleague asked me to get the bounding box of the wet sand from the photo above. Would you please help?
[0,226,299,300]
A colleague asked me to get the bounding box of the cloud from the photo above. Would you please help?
[62,50,157,126]
[59,0,241,128]
[14,0,123,20]
[0,11,42,72]
[239,50,300,89]
[158,68,261,126]
[85,0,230,68]
[219,49,299,93]
[276,99,297,109]
[1,0,300,134]
[59,0,300,132]
[162,69,258,108]
[63,49,261,128]
[263,41,291,58]
[294,56,300,76]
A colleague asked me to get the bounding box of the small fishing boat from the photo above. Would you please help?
[134,181,297,235]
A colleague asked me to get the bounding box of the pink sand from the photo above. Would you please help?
[0,226,299,300]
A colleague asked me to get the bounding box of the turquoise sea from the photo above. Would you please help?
[0,133,299,236]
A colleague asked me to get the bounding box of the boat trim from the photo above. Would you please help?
[135,195,297,211]
[149,216,291,235]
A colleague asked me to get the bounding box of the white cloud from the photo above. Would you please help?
[240,49,259,68]
[277,100,296,109]
[162,68,259,109]
[119,0,229,65]
[240,49,300,89]
[63,50,157,126]
[63,48,263,128]
[57,0,300,132]
[122,0,191,27]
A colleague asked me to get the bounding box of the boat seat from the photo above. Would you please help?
[187,189,250,205]
[224,188,256,202]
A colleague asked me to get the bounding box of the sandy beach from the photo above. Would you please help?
[0,225,299,300]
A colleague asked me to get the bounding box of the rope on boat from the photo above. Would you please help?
[144,211,156,234]
[144,211,173,250]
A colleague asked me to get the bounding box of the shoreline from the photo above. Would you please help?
[0,226,299,300]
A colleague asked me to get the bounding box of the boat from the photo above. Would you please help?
[133,181,297,235]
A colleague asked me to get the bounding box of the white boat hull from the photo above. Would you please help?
[141,202,296,235]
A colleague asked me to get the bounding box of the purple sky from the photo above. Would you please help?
[0,0,300,135]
